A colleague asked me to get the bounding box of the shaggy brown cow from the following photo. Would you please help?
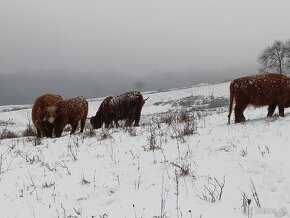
[228,73,290,123]
[45,96,88,137]
[91,96,116,128]
[90,91,147,129]
[32,93,63,138]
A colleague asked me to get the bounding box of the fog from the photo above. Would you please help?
[1,0,290,105]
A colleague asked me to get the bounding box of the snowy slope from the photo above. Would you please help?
[0,82,289,218]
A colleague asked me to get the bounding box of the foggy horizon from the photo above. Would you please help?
[0,67,253,106]
[1,0,290,105]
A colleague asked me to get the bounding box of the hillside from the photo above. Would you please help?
[0,82,289,218]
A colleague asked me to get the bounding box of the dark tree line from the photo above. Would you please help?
[258,40,290,74]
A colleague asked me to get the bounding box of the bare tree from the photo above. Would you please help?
[286,40,290,69]
[258,40,290,74]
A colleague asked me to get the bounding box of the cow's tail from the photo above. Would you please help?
[228,82,234,124]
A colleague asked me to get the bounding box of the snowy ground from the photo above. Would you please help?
[0,82,290,218]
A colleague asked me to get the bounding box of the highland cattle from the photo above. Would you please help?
[228,73,290,123]
[45,96,88,137]
[90,91,147,129]
[32,93,63,138]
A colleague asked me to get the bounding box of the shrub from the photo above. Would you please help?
[22,122,37,137]
[145,123,161,151]
[0,128,18,139]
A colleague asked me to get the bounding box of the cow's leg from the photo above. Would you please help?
[36,128,41,138]
[241,114,246,122]
[46,124,54,137]
[134,111,141,127]
[37,120,47,137]
[70,123,78,135]
[234,104,247,123]
[80,118,86,132]
[114,120,119,128]
[129,118,134,127]
[278,105,285,117]
[124,119,129,127]
[108,121,113,128]
[267,104,276,117]
[41,125,52,138]
[54,128,63,138]
[105,122,109,128]
[106,120,115,128]
[54,122,65,137]
[125,118,133,127]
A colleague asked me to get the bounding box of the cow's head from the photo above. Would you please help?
[43,106,58,124]
[90,112,103,129]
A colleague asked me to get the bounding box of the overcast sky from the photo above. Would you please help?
[1,0,290,105]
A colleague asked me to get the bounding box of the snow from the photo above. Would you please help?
[0,82,290,218]
[110,91,141,106]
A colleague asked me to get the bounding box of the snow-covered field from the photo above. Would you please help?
[0,82,290,218]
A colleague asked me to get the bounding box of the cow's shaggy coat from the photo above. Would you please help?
[228,73,290,123]
[90,91,146,129]
[32,93,63,138]
[45,96,88,137]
